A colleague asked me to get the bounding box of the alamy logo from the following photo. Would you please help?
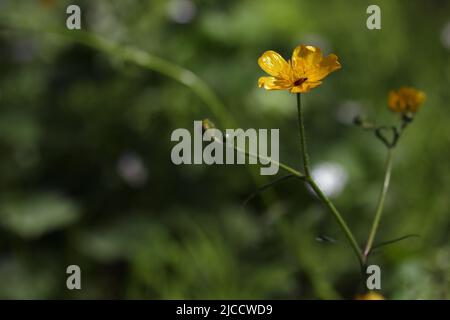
[170,121,280,175]
[366,264,381,290]
[66,265,81,290]
[66,5,81,30]
[366,5,381,30]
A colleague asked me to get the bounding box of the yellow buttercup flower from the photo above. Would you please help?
[355,292,385,300]
[388,87,426,114]
[258,44,341,93]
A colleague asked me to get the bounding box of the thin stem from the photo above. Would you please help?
[308,180,364,267]
[243,174,297,206]
[296,93,364,267]
[296,94,311,177]
[213,137,305,179]
[371,234,420,251]
[363,148,394,261]
[235,143,304,178]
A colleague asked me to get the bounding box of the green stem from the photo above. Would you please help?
[214,137,305,179]
[296,93,364,267]
[308,179,364,266]
[296,94,311,177]
[363,148,394,261]
[235,144,304,178]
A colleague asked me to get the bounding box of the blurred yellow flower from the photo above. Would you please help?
[355,292,385,300]
[258,44,341,93]
[388,87,426,113]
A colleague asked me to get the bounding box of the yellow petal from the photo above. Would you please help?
[355,292,385,300]
[290,80,322,93]
[292,45,323,75]
[388,87,425,113]
[258,45,341,94]
[258,50,291,78]
[388,90,403,112]
[307,54,341,82]
[258,76,292,90]
[291,44,341,86]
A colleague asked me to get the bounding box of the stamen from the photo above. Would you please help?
[294,78,307,86]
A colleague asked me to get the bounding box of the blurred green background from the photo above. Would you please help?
[0,0,449,299]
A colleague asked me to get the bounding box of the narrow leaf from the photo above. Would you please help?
[243,174,296,206]
[315,235,338,244]
[372,234,420,251]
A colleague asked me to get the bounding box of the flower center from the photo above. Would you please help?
[294,78,308,86]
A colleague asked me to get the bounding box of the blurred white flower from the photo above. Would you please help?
[167,0,197,24]
[117,152,148,188]
[336,100,363,124]
[311,162,348,198]
[441,21,450,50]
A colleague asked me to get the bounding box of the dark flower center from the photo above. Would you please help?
[294,78,308,86]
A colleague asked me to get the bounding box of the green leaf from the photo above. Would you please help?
[243,174,296,206]
[315,235,339,244]
[372,234,420,251]
[0,193,80,239]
